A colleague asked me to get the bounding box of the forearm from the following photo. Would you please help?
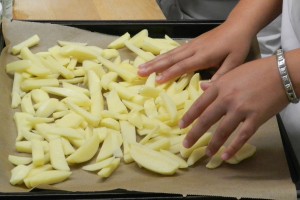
[225,0,282,39]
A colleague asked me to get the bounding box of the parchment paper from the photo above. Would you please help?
[0,19,297,200]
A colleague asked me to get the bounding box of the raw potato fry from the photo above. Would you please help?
[108,32,130,49]
[82,156,115,171]
[25,170,72,188]
[226,143,256,164]
[12,34,40,55]
[11,73,23,108]
[98,56,137,82]
[42,86,90,103]
[187,146,207,166]
[160,92,177,122]
[64,100,101,127]
[35,123,84,140]
[58,40,87,47]
[130,143,179,175]
[22,130,44,141]
[10,164,32,185]
[55,112,84,128]
[87,70,104,114]
[6,60,32,75]
[98,158,120,178]
[22,78,59,92]
[8,155,32,166]
[16,141,49,154]
[20,47,51,77]
[100,118,120,131]
[128,29,148,47]
[67,133,101,163]
[49,138,70,171]
[21,92,35,115]
[180,132,212,158]
[35,98,59,117]
[125,41,155,61]
[101,49,119,59]
[206,146,225,169]
[31,89,50,103]
[100,71,118,90]
[96,131,122,162]
[48,46,70,66]
[62,82,90,96]
[60,45,98,63]
[61,137,76,156]
[31,139,45,167]
[120,120,136,144]
[108,82,136,100]
[6,31,257,188]
[106,90,128,114]
[43,56,74,79]
[160,150,188,169]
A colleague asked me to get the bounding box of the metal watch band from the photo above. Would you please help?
[276,49,299,104]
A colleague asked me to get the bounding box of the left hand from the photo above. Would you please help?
[180,55,289,160]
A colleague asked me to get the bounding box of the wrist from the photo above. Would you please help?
[275,49,299,103]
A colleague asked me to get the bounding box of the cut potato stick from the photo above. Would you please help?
[49,138,70,171]
[12,34,40,55]
[67,133,101,164]
[8,155,32,166]
[24,170,71,188]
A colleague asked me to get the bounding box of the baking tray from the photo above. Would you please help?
[0,20,296,199]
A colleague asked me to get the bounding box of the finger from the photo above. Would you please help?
[156,55,204,83]
[180,86,218,129]
[205,113,243,157]
[200,81,212,91]
[211,53,242,81]
[183,99,226,148]
[221,118,257,160]
[138,45,192,77]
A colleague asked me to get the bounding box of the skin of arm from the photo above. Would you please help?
[137,0,296,160]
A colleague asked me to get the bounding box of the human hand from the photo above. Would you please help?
[180,56,289,160]
[138,21,252,83]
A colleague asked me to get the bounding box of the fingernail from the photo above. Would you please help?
[138,67,147,74]
[179,120,185,129]
[156,75,163,82]
[183,139,189,148]
[206,149,212,157]
[139,63,145,68]
[221,153,229,160]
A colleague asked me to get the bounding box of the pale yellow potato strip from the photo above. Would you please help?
[87,70,104,115]
[25,170,71,188]
[67,133,101,164]
[11,73,23,108]
[98,55,137,82]
[22,78,59,92]
[97,158,121,178]
[130,143,179,175]
[82,157,115,171]
[12,34,40,55]
[31,139,45,167]
[49,138,70,171]
[64,100,101,127]
[8,155,32,166]
[6,60,32,75]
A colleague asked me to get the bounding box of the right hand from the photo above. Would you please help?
[138,21,253,83]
